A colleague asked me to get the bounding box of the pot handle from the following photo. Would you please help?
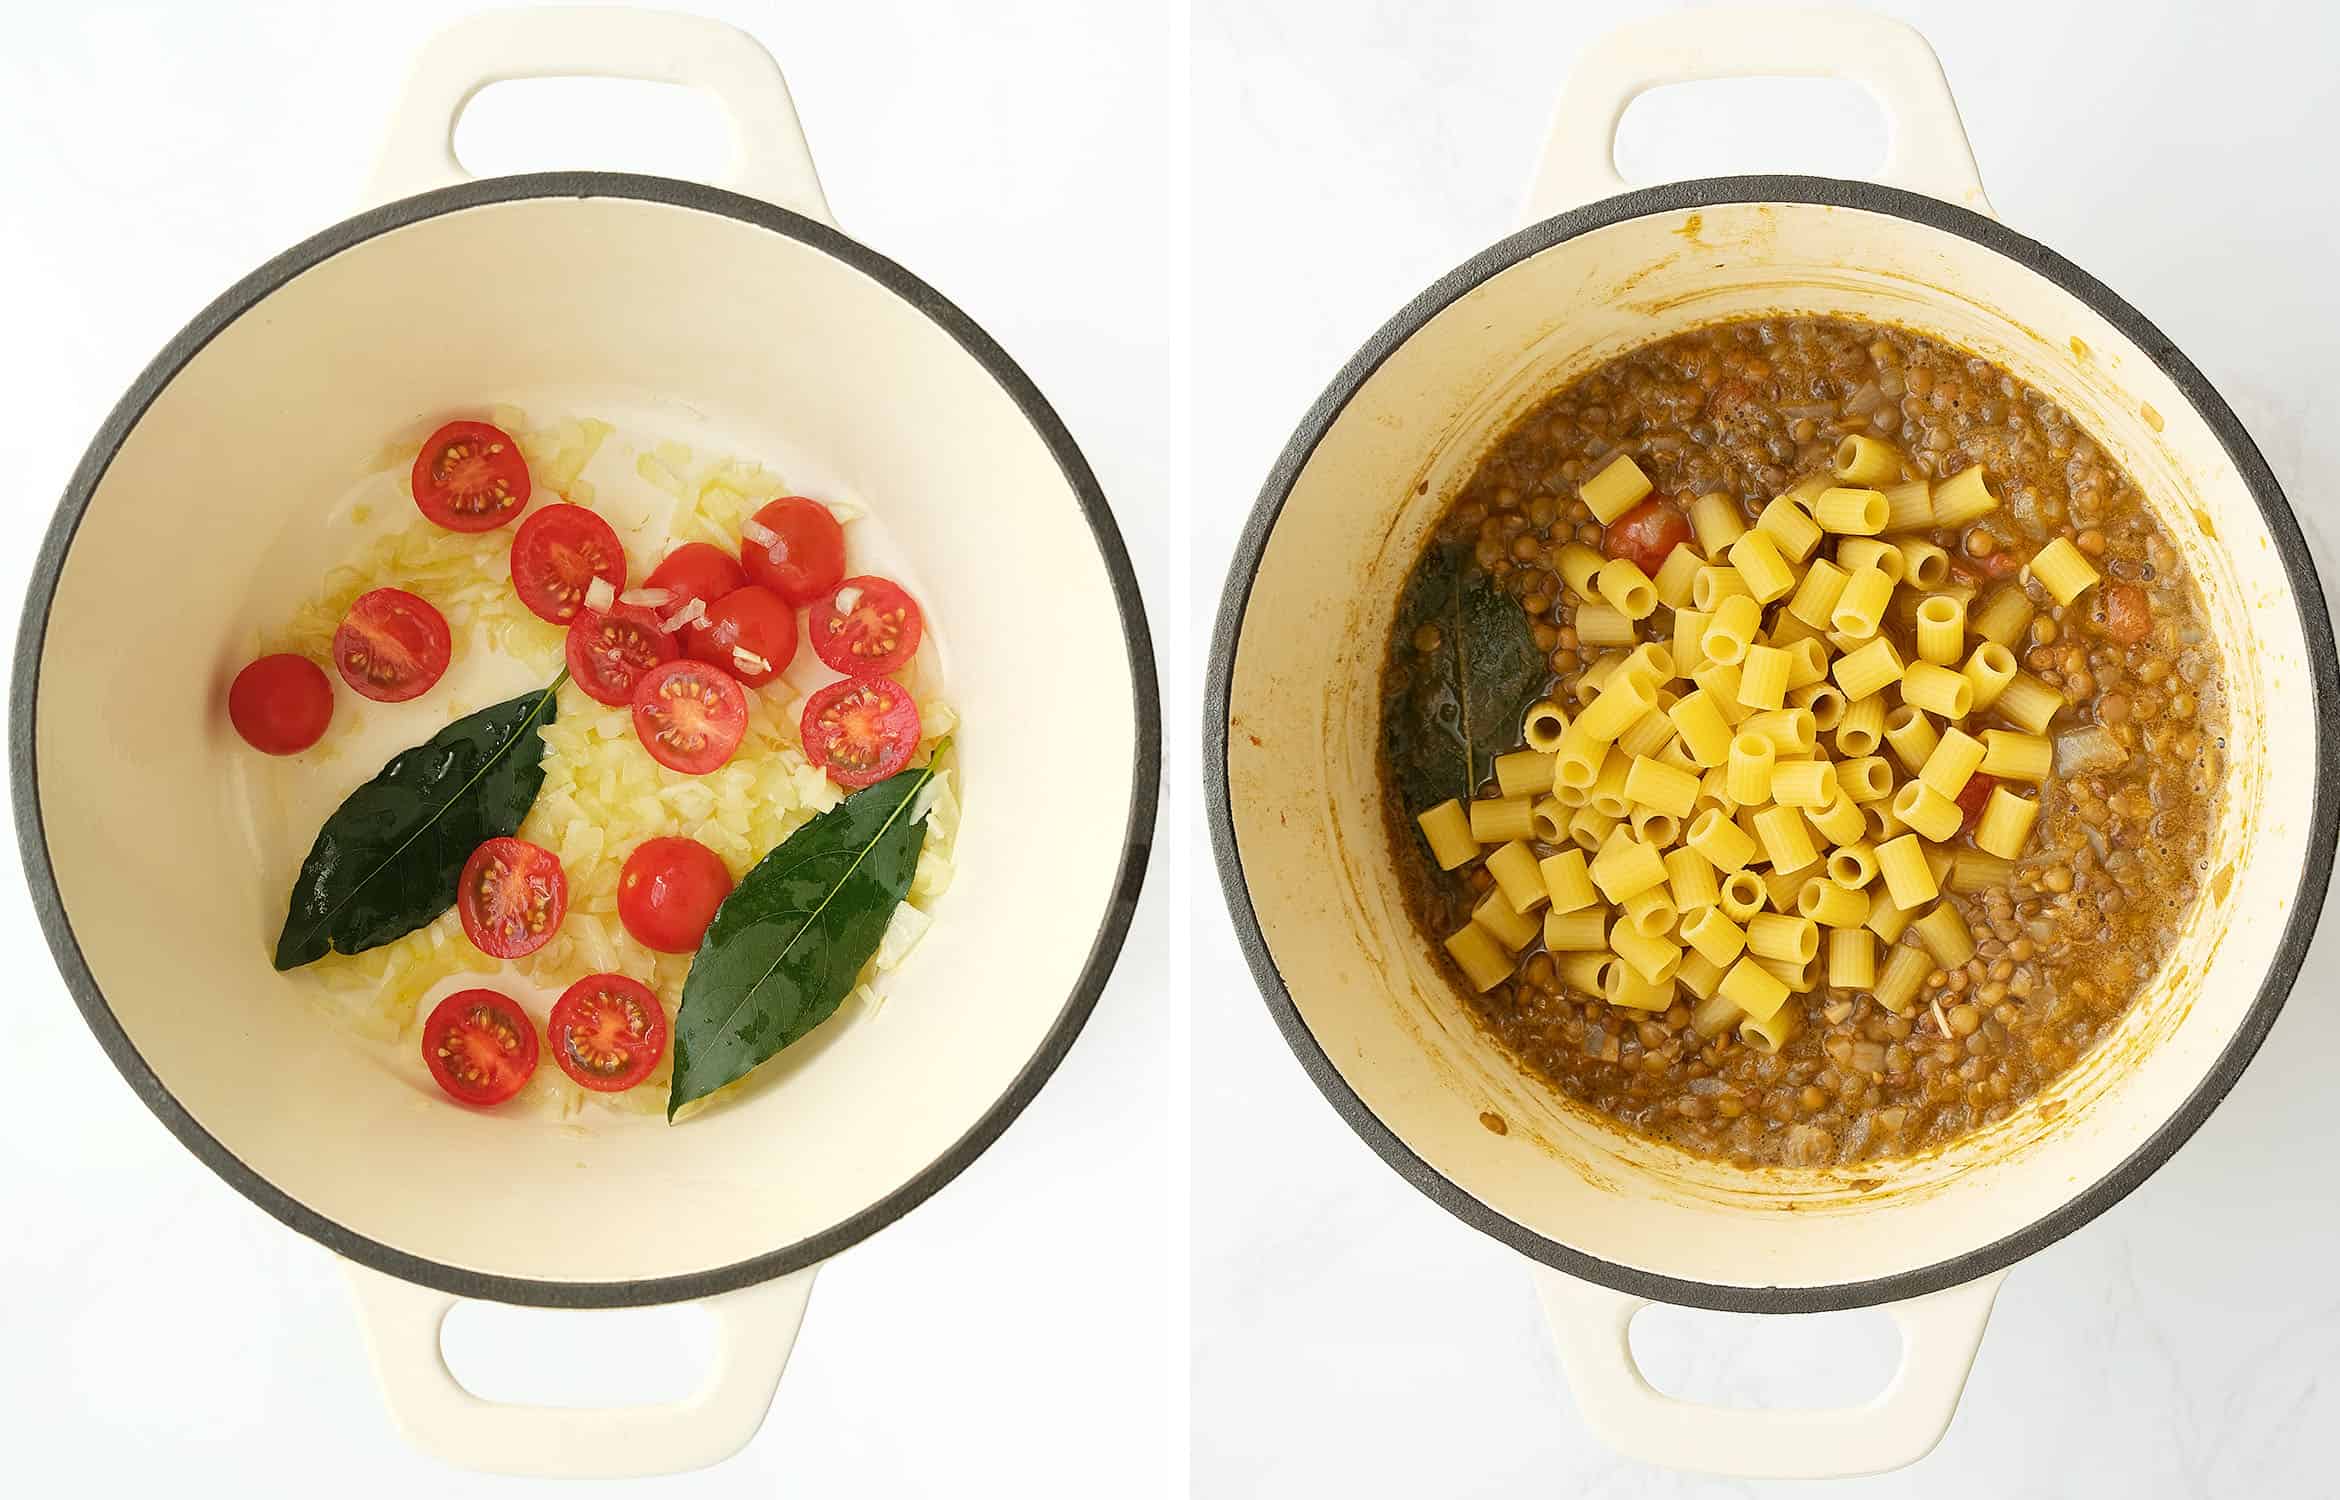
[342,1258,818,1478]
[1530,1264,2005,1479]
[368,5,834,224]
[1523,8,1993,223]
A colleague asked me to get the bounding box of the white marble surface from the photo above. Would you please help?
[0,2,1174,1495]
[1187,0,2340,1495]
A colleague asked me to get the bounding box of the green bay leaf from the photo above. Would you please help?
[667,746,946,1118]
[272,678,563,970]
[1382,541,1545,820]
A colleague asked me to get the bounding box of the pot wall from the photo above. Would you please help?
[1221,187,2322,1298]
[28,186,1144,1288]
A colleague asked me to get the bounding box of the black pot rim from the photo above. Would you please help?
[11,170,1161,1310]
[1203,173,2339,1314]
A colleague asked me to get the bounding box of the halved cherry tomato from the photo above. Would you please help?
[566,603,678,707]
[1601,496,1693,575]
[742,497,845,605]
[457,836,568,959]
[228,653,334,754]
[689,585,798,686]
[617,837,735,953]
[547,974,668,1092]
[333,588,451,702]
[412,420,530,532]
[644,541,746,621]
[510,503,627,624]
[801,675,921,789]
[1955,773,1998,835]
[2099,582,2153,645]
[631,659,748,775]
[421,988,539,1106]
[810,575,922,678]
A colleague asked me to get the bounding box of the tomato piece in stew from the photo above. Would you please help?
[457,836,568,959]
[630,659,747,775]
[689,585,798,686]
[742,497,845,605]
[1601,497,1692,575]
[547,974,668,1093]
[809,575,922,678]
[412,420,530,532]
[801,675,920,789]
[510,502,627,624]
[228,653,334,754]
[566,603,678,707]
[333,588,451,702]
[421,989,539,1106]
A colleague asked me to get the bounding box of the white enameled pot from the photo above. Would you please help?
[11,8,1157,1480]
[1206,9,2336,1481]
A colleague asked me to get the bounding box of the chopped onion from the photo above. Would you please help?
[740,517,779,549]
[584,577,616,613]
[825,500,865,523]
[620,587,674,608]
[834,585,864,613]
[661,597,707,633]
[732,646,771,676]
[909,770,948,826]
[2055,725,2129,776]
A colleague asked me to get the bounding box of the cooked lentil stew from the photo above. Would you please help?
[1381,317,2226,1168]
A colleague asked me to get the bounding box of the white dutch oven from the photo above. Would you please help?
[11,7,1156,1480]
[1206,9,2336,1480]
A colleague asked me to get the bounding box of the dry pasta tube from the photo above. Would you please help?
[1914,594,1966,665]
[1655,738,1700,774]
[1769,610,1822,647]
[1835,694,1886,756]
[1996,671,2064,734]
[1861,800,1905,841]
[1892,780,1963,842]
[1783,637,1830,690]
[1719,957,1792,1023]
[1919,727,1987,799]
[1617,708,1675,760]
[1761,864,1807,913]
[1876,834,1939,910]
[1522,699,1570,752]
[1596,557,1659,619]
[1833,434,1903,486]
[1899,539,1950,589]
[1692,564,1751,612]
[1690,986,1741,1037]
[1568,807,1616,852]
[1495,748,1558,798]
[1757,495,1824,562]
[1691,661,1752,723]
[1770,759,1838,808]
[1729,529,1797,603]
[1606,965,1677,1012]
[1652,545,1704,610]
[1931,464,1999,528]
[1791,682,1846,733]
[1737,645,1791,710]
[1472,888,1540,950]
[1836,535,1908,584]
[1882,704,1938,773]
[1786,558,1850,628]
[1881,478,1932,533]
[1679,949,1730,1004]
[1668,689,1735,767]
[1972,585,2033,649]
[1610,919,1681,984]
[1689,492,1746,553]
[1576,670,1657,742]
[1557,543,1606,599]
[1680,906,1746,966]
[1664,845,1720,912]
[1753,804,1821,873]
[1470,795,1536,843]
[1559,952,1617,995]
[1872,942,1932,1013]
[1672,607,1712,675]
[1748,911,1820,964]
[1902,661,1974,720]
[1911,901,1976,968]
[1718,870,1768,921]
[1532,795,1571,840]
[1620,885,1679,939]
[1827,927,1876,989]
[1867,891,1915,943]
[1485,840,1548,913]
[1589,829,1668,903]
[1833,636,1904,700]
[1689,807,1759,871]
[1974,787,2041,859]
[1417,800,1477,870]
[1980,729,2052,782]
[1622,640,1675,684]
[1576,602,1639,648]
[1581,453,1653,523]
[1741,707,1817,756]
[1830,566,1895,639]
[1544,904,1610,951]
[1836,755,1893,801]
[1756,954,1813,990]
[1444,925,1513,991]
[1554,723,1607,791]
[1703,592,1763,664]
[1963,641,2018,712]
[1948,848,2014,893]
[1814,486,1889,535]
[1785,471,1834,505]
[1726,734,1775,804]
[1541,849,1598,912]
[2029,536,2102,605]
[1798,877,1870,929]
[1740,1004,1802,1055]
[1806,792,1866,847]
[1589,749,1632,817]
[1828,841,1878,888]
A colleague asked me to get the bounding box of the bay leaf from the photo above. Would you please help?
[1382,541,1545,820]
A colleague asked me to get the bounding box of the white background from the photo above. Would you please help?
[0,2,1176,1496]
[1190,1,2340,1498]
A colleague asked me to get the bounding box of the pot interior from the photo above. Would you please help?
[29,186,1143,1289]
[1222,189,2320,1295]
